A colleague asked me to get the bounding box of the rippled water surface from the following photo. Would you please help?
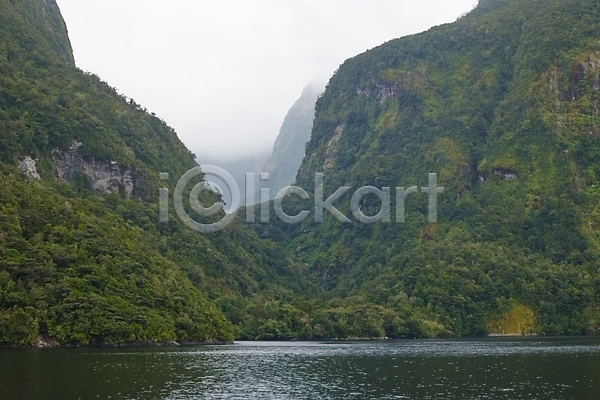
[1,337,600,399]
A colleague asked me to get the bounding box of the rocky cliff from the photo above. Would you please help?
[264,83,322,198]
[52,142,135,197]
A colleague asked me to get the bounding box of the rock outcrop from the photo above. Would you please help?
[18,157,40,180]
[53,142,134,197]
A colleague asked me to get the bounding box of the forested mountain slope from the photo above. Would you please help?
[3,0,600,345]
[0,0,309,346]
[254,0,600,338]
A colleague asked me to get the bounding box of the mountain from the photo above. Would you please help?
[192,83,320,210]
[0,0,311,346]
[3,0,600,345]
[264,83,322,198]
[197,83,321,210]
[254,0,600,337]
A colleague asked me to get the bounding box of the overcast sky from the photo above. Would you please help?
[56,0,477,162]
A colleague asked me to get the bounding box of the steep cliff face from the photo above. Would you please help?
[264,83,322,197]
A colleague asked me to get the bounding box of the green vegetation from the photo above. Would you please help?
[0,1,194,178]
[0,0,308,346]
[249,0,600,338]
[2,0,600,345]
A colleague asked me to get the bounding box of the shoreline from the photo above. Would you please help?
[0,334,233,349]
[4,333,598,349]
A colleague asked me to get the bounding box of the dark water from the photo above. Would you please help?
[1,337,600,399]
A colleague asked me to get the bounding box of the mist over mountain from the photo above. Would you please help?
[194,82,321,208]
[264,83,323,199]
[195,152,270,210]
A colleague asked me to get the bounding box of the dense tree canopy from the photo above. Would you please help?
[1,0,600,345]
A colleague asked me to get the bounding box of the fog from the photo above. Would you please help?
[56,0,477,163]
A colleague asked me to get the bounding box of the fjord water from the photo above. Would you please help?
[1,338,599,399]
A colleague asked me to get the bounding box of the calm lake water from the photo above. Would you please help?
[1,337,600,399]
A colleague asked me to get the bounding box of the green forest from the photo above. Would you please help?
[1,0,600,346]
[0,0,309,345]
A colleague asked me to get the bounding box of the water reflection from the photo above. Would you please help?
[0,337,599,399]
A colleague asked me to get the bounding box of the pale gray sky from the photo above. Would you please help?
[56,0,477,162]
